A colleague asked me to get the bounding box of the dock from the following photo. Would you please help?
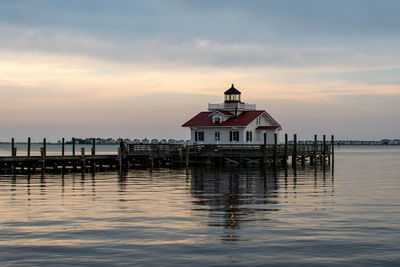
[0,134,334,174]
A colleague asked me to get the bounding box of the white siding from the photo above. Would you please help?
[189,127,280,145]
[187,112,281,145]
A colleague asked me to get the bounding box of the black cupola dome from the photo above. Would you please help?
[224,84,241,102]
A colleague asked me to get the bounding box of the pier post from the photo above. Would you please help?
[263,133,267,164]
[72,137,76,156]
[27,137,31,157]
[185,145,189,167]
[327,136,331,165]
[331,135,335,172]
[11,138,15,157]
[72,138,76,171]
[10,138,16,174]
[149,147,153,171]
[40,147,45,172]
[273,133,278,168]
[92,138,96,156]
[43,138,47,158]
[312,135,317,166]
[323,135,326,168]
[92,138,96,172]
[118,147,122,173]
[284,133,288,168]
[61,137,65,172]
[292,134,297,168]
[62,138,65,157]
[81,147,85,173]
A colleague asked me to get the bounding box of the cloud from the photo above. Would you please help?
[1,0,400,140]
[2,25,400,71]
[2,0,400,42]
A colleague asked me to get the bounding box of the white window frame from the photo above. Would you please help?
[246,131,252,142]
[230,131,239,142]
[195,131,204,142]
[215,131,220,141]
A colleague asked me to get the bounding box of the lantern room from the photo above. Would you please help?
[224,84,241,103]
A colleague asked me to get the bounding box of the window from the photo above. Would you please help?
[215,131,220,141]
[256,117,261,125]
[229,131,239,142]
[225,94,240,102]
[246,131,252,142]
[195,131,204,142]
[214,117,221,123]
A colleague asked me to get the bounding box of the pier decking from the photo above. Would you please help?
[0,134,334,174]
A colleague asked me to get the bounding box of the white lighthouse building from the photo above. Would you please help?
[182,84,281,145]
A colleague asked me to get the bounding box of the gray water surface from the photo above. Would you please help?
[1,146,399,266]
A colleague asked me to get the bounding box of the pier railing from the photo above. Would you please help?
[127,143,330,157]
[1,134,334,173]
[127,144,184,157]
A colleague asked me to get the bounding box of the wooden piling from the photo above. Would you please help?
[185,145,189,167]
[11,138,15,157]
[62,138,65,157]
[72,137,76,156]
[81,147,85,172]
[292,134,297,167]
[27,137,31,157]
[92,138,96,171]
[331,135,335,171]
[149,147,154,171]
[10,138,16,173]
[284,133,288,168]
[273,133,278,168]
[40,147,45,172]
[312,134,317,166]
[92,138,96,156]
[327,136,331,165]
[118,147,122,173]
[323,135,326,168]
[43,138,47,158]
[263,133,267,164]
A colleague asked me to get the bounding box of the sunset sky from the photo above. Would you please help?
[1,0,400,141]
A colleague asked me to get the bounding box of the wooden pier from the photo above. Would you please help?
[0,134,334,174]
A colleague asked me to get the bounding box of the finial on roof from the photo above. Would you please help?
[224,84,241,95]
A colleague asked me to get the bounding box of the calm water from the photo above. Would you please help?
[0,146,399,266]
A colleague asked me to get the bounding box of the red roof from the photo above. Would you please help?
[256,126,280,130]
[183,110,270,127]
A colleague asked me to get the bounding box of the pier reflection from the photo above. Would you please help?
[0,166,334,246]
[189,167,334,243]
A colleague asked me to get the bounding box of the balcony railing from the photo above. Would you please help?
[208,103,256,111]
[208,103,224,110]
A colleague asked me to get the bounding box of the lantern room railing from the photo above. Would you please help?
[208,103,256,111]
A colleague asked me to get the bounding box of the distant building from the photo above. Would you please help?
[182,84,281,145]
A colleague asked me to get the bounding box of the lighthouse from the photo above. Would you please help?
[182,84,281,145]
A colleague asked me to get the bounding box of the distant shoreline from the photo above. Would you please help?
[1,141,399,145]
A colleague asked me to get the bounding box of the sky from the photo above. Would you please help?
[1,0,400,142]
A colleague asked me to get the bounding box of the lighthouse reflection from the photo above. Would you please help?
[189,168,280,243]
[189,167,334,243]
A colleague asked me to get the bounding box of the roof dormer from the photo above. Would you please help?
[208,110,232,123]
